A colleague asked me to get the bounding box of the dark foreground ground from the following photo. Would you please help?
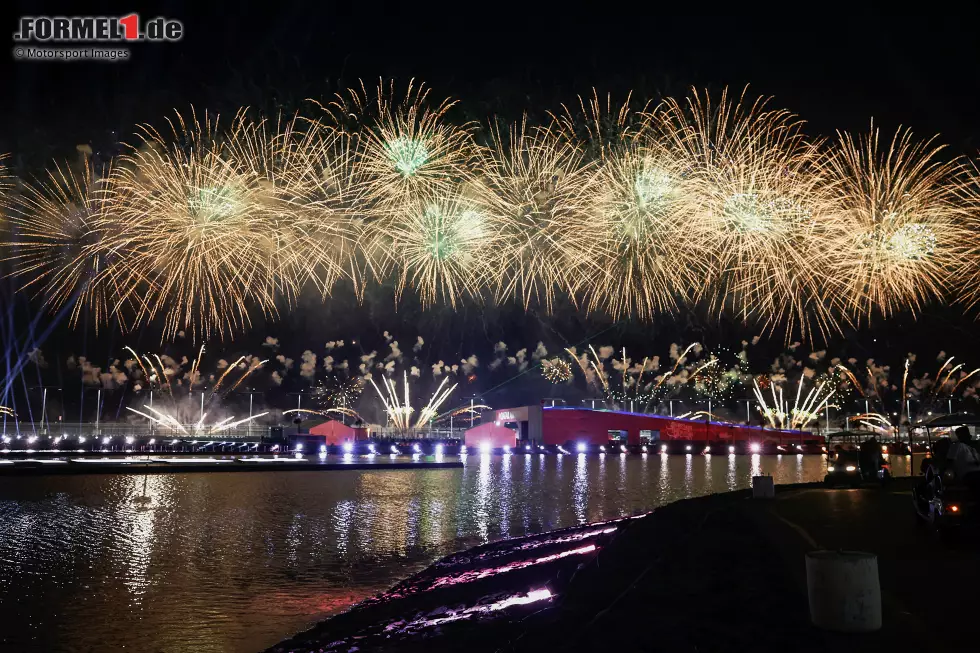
[270,478,977,652]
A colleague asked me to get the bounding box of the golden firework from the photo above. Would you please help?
[578,138,709,318]
[3,159,129,330]
[550,89,650,160]
[384,191,491,308]
[109,108,288,340]
[322,79,478,211]
[0,83,977,341]
[541,357,573,383]
[651,87,841,340]
[226,110,362,299]
[475,118,596,311]
[820,124,969,321]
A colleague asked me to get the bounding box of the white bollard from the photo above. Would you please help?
[752,475,774,499]
[806,550,881,632]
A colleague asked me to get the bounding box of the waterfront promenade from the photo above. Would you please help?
[272,477,975,652]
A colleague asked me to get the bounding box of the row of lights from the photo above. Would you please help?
[289,440,794,457]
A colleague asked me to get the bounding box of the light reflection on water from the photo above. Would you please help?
[0,455,910,652]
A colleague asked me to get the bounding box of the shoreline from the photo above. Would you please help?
[0,458,463,476]
[269,477,934,653]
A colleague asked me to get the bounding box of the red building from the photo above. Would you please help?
[468,405,821,450]
[307,419,369,445]
[463,422,519,450]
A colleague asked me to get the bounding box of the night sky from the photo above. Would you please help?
[2,3,979,414]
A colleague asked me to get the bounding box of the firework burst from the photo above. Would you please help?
[580,140,709,318]
[323,79,477,210]
[3,159,129,329]
[550,90,649,160]
[476,118,596,310]
[820,124,969,321]
[541,357,573,384]
[0,84,978,341]
[109,108,291,340]
[652,87,841,340]
[226,110,361,298]
[383,191,491,307]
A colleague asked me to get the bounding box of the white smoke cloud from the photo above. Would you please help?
[510,348,528,372]
[271,371,284,385]
[299,350,317,379]
[217,358,229,370]
[410,366,420,377]
[413,336,424,352]
[493,341,507,354]
[532,342,548,361]
[385,341,402,362]
[27,348,47,368]
[461,355,478,375]
[263,336,279,349]
[78,357,101,386]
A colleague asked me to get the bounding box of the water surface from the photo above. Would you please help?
[0,453,914,652]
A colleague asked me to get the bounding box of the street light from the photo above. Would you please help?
[31,386,62,436]
[240,389,263,439]
[468,394,482,426]
[287,391,309,434]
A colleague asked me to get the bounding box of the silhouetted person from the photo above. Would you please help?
[859,435,881,477]
[946,426,980,489]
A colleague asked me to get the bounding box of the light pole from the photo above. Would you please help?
[240,390,262,439]
[745,400,751,425]
[31,386,61,437]
[469,396,477,426]
[95,388,101,436]
[287,392,308,434]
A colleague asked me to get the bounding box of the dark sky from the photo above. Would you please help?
[3,4,980,160]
